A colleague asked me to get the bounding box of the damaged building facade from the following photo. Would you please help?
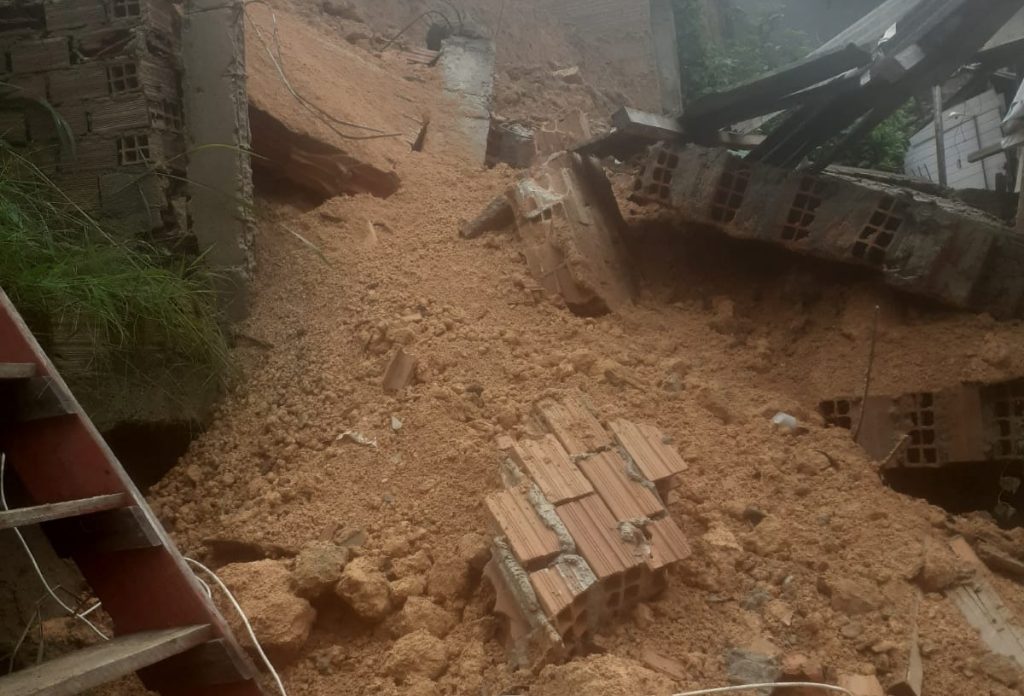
[0,0,253,316]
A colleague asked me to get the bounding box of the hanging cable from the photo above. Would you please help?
[242,1,403,141]
[185,558,288,696]
[0,454,109,641]
[671,682,854,696]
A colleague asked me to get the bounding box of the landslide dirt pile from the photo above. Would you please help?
[124,2,1024,695]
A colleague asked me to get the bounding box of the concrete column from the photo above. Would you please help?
[649,0,683,115]
[182,0,255,320]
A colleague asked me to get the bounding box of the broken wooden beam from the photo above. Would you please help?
[947,536,1024,669]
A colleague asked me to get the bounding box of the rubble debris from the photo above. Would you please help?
[218,559,317,662]
[383,348,417,393]
[725,647,780,686]
[640,648,687,681]
[291,540,351,599]
[535,110,591,161]
[486,120,536,169]
[336,556,393,621]
[947,536,1024,669]
[483,396,691,667]
[506,151,635,315]
[976,540,1024,580]
[836,673,885,696]
[633,143,1024,319]
[821,377,1024,471]
[889,634,923,696]
[336,430,378,448]
[250,106,400,201]
[459,194,515,239]
[437,36,495,165]
[383,629,448,683]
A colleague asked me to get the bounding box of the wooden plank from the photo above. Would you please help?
[0,362,35,379]
[977,541,1024,580]
[0,625,213,696]
[46,506,162,556]
[948,536,1024,669]
[0,492,128,530]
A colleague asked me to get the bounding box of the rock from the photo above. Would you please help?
[912,540,960,592]
[217,560,315,662]
[321,0,361,21]
[388,596,457,638]
[742,506,767,526]
[726,648,781,686]
[532,655,673,696]
[334,526,368,548]
[384,629,448,683]
[336,557,393,621]
[391,575,427,601]
[552,66,583,84]
[822,576,883,616]
[977,653,1021,687]
[402,678,440,696]
[426,557,471,602]
[392,549,432,578]
[292,541,350,599]
[456,532,491,572]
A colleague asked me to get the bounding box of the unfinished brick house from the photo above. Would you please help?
[0,0,253,317]
[0,0,186,237]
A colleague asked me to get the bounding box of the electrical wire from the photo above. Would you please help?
[242,1,402,141]
[185,557,288,696]
[0,454,109,641]
[671,683,854,696]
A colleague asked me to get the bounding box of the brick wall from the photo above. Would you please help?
[0,0,185,237]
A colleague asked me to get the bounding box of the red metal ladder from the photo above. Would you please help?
[0,289,265,696]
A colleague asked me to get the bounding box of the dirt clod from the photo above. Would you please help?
[292,540,350,598]
[335,556,393,621]
[384,629,448,683]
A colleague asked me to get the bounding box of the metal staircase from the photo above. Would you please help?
[0,289,265,696]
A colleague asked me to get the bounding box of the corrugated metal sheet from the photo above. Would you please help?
[811,0,921,56]
[904,89,1009,190]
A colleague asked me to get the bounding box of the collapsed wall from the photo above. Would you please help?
[632,143,1024,319]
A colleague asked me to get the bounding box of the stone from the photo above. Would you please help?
[392,549,432,578]
[426,557,471,602]
[388,596,457,638]
[823,577,883,616]
[217,560,316,662]
[384,629,448,683]
[977,653,1021,687]
[391,575,427,601]
[912,541,960,592]
[725,647,780,686]
[336,557,393,621]
[457,532,491,572]
[291,541,350,599]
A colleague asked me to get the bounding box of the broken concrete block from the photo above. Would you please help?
[383,348,417,393]
[510,152,635,315]
[460,194,515,238]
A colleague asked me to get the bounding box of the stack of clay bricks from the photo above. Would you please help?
[0,0,184,234]
[484,393,691,666]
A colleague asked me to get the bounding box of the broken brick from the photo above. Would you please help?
[536,395,612,456]
[577,451,662,521]
[512,434,593,504]
[485,484,561,570]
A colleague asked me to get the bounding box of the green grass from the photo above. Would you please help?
[0,145,229,377]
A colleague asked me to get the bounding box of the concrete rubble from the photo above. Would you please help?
[483,393,690,666]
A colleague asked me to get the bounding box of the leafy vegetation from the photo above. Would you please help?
[0,143,229,377]
[834,103,919,173]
